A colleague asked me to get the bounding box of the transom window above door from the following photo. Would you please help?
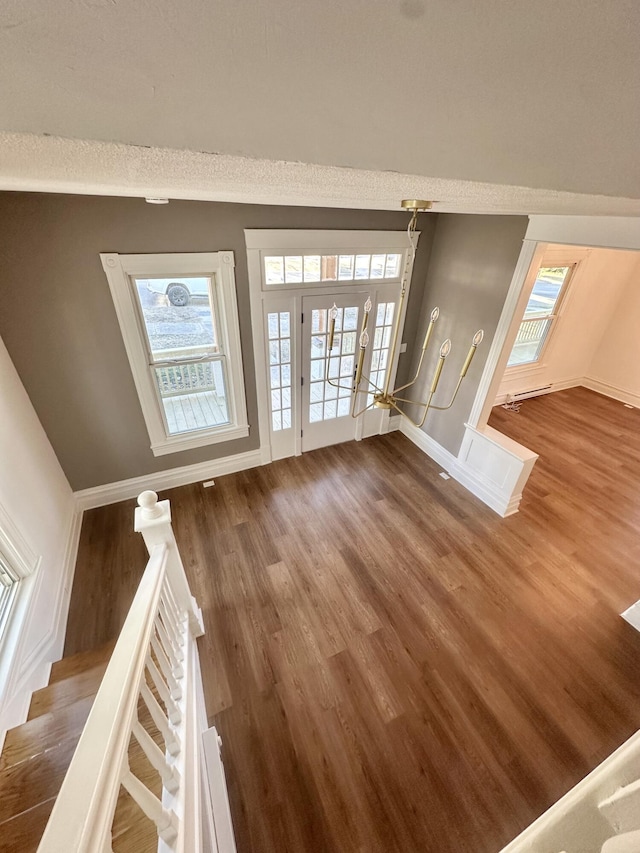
[263,252,403,286]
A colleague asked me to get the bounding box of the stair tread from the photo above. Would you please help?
[48,638,116,685]
[1,694,95,771]
[0,736,79,824]
[28,660,109,721]
[0,798,55,853]
[112,786,160,853]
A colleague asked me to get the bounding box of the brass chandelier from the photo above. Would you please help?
[326,199,484,427]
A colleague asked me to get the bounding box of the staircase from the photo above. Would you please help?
[0,490,237,853]
[0,641,114,852]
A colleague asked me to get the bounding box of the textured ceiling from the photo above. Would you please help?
[4,132,640,216]
[1,0,640,209]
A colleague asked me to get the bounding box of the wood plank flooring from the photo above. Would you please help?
[65,387,640,852]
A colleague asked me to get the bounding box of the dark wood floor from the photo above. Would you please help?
[66,387,640,852]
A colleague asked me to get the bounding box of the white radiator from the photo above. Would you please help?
[506,385,552,403]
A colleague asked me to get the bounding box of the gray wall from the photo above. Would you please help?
[0,193,436,490]
[402,214,528,455]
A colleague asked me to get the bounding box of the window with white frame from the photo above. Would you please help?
[507,263,576,368]
[101,252,249,456]
[0,551,20,640]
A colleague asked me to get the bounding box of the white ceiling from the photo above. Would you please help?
[1,0,640,213]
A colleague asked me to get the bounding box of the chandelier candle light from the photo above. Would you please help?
[326,199,485,427]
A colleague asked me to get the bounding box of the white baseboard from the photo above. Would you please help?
[398,419,538,518]
[387,415,402,433]
[399,419,458,472]
[74,448,264,510]
[582,376,640,409]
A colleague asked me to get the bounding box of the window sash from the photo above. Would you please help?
[507,263,575,369]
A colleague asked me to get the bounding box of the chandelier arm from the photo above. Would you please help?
[426,376,464,411]
[350,399,377,419]
[391,358,426,395]
[326,376,358,392]
[358,373,385,395]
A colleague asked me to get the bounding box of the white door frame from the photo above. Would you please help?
[244,229,418,463]
[469,214,640,433]
[451,214,640,518]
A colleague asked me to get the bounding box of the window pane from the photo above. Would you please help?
[265,257,285,284]
[370,254,385,279]
[266,311,292,432]
[133,277,218,361]
[155,359,229,435]
[507,318,553,367]
[338,255,354,280]
[321,255,338,281]
[303,256,321,282]
[524,267,571,317]
[355,255,371,279]
[284,256,303,284]
[385,254,402,278]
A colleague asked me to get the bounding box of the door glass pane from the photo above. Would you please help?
[267,311,293,431]
[155,359,229,434]
[133,277,218,361]
[309,305,359,423]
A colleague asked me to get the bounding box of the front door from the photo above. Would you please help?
[301,293,365,451]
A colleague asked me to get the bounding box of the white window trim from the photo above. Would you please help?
[101,251,249,456]
[245,230,418,463]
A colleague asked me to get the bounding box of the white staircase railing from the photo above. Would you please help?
[500,727,640,853]
[37,490,229,853]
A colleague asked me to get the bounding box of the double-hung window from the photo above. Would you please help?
[101,252,249,456]
[507,264,576,368]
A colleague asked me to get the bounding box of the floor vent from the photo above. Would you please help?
[506,385,552,403]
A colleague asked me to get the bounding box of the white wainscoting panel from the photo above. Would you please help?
[457,425,538,517]
[397,419,538,518]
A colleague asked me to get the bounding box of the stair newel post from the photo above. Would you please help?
[135,491,205,638]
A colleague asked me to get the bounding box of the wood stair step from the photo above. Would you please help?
[0,798,55,853]
[0,694,95,771]
[0,735,79,824]
[48,639,116,685]
[112,786,160,853]
[28,660,109,721]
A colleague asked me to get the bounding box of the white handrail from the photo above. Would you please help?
[38,543,169,852]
